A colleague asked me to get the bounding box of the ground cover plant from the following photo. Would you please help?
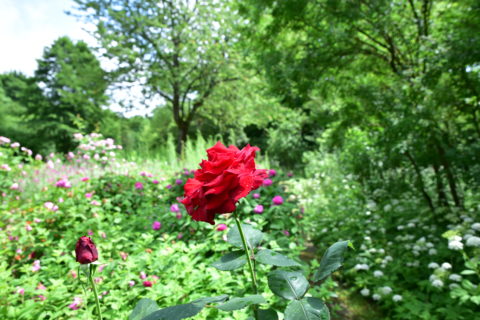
[0,135,349,319]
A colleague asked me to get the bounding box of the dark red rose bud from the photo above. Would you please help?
[75,236,98,264]
[143,281,153,287]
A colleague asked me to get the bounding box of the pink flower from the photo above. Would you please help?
[254,205,264,214]
[129,280,135,287]
[143,281,153,287]
[90,200,100,206]
[58,197,64,203]
[35,154,43,161]
[140,171,147,176]
[152,179,159,184]
[175,179,183,185]
[120,251,128,260]
[263,179,273,187]
[216,224,228,231]
[152,221,162,230]
[10,183,19,190]
[166,184,172,189]
[177,233,183,239]
[287,172,293,177]
[170,204,180,213]
[32,260,41,272]
[16,287,25,295]
[55,179,71,188]
[36,295,46,301]
[272,195,284,205]
[253,193,260,199]
[98,264,106,272]
[135,182,144,190]
[36,283,47,290]
[88,230,94,236]
[81,177,89,182]
[70,270,78,279]
[11,142,20,148]
[68,297,82,310]
[283,230,290,236]
[176,213,182,219]
[140,271,147,279]
[100,232,106,239]
[268,169,277,177]
[0,136,11,144]
[34,218,41,223]
[85,193,93,198]
[94,277,103,284]
[26,225,32,231]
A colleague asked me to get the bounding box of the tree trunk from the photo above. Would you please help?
[432,163,449,207]
[405,150,435,213]
[176,121,189,155]
[434,140,462,208]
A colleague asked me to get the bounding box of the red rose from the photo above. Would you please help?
[181,141,267,224]
[75,236,98,264]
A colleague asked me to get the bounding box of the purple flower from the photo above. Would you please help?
[135,182,144,190]
[177,233,184,239]
[287,172,293,177]
[32,260,41,272]
[166,184,172,189]
[152,179,159,184]
[152,221,162,230]
[253,193,260,199]
[268,169,277,177]
[272,195,284,205]
[254,205,264,214]
[283,230,290,236]
[170,204,180,213]
[263,179,273,187]
[55,178,71,188]
[68,297,82,310]
[175,179,183,185]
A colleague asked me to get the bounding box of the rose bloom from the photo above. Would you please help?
[181,142,267,224]
[75,236,99,264]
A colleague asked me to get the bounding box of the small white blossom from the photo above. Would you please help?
[372,294,381,301]
[380,286,392,295]
[354,264,370,271]
[431,279,444,288]
[392,295,403,302]
[373,270,384,278]
[441,262,452,270]
[428,248,437,255]
[428,262,439,269]
[449,274,462,282]
[466,236,480,247]
[360,288,370,296]
[471,223,480,231]
[448,240,463,251]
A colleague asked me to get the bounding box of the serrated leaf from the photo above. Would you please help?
[284,297,330,320]
[142,295,228,320]
[216,295,266,311]
[227,223,264,250]
[313,241,350,282]
[256,249,301,267]
[211,251,247,271]
[129,299,159,320]
[267,270,309,300]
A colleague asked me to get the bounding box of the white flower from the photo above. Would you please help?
[449,274,462,282]
[373,270,384,278]
[392,294,403,302]
[449,283,460,290]
[441,262,452,270]
[448,240,463,251]
[428,248,437,255]
[471,223,480,231]
[360,288,370,296]
[431,279,444,288]
[428,262,439,269]
[372,294,381,301]
[380,286,392,295]
[354,264,370,271]
[466,236,480,247]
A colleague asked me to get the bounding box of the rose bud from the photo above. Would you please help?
[75,236,99,264]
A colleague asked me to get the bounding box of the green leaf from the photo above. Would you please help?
[313,241,350,282]
[142,295,228,320]
[256,249,301,267]
[284,297,330,320]
[267,270,309,300]
[129,298,159,320]
[460,270,476,275]
[216,295,266,311]
[211,251,247,271]
[227,223,264,250]
[258,308,279,320]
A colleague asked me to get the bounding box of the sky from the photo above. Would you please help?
[0,0,153,117]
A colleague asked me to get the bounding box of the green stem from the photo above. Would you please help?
[89,264,103,320]
[233,214,259,319]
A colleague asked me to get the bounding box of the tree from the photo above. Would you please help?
[72,0,238,153]
[35,36,108,152]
